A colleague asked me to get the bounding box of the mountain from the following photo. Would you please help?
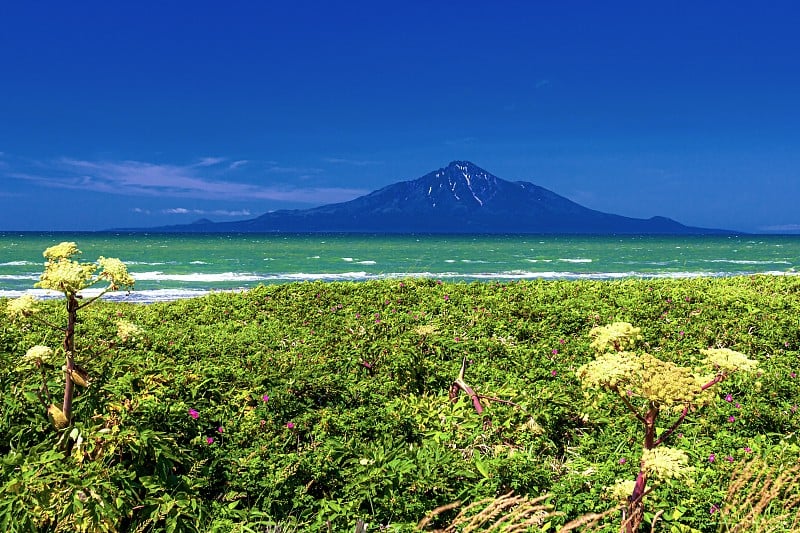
[131,161,733,234]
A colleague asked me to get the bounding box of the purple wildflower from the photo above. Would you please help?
[189,408,199,419]
[206,437,214,444]
[708,453,716,463]
[286,421,295,429]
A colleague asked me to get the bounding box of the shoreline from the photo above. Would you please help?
[3,271,799,304]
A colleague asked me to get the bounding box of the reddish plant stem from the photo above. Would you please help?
[626,375,728,531]
[626,403,659,533]
[61,294,78,424]
[449,357,485,414]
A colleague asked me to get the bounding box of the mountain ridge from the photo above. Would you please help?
[119,161,735,234]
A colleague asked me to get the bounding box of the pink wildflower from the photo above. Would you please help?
[218,426,224,433]
[725,393,733,402]
[708,453,716,463]
[728,415,736,423]
[206,437,214,444]
[286,421,295,429]
[262,394,269,402]
[189,408,199,419]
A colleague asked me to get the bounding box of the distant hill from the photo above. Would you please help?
[126,161,733,234]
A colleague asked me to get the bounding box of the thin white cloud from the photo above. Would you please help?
[5,157,367,204]
[193,157,226,167]
[265,164,324,175]
[162,208,252,217]
[229,160,249,170]
[760,224,800,232]
[323,157,382,166]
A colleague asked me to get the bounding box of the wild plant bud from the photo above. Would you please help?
[48,404,69,429]
[70,367,91,388]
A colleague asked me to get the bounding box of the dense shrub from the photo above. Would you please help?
[1,276,799,531]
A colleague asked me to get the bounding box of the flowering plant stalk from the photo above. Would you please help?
[6,242,134,428]
[577,322,757,533]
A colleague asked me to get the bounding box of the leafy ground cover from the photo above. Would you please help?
[2,276,799,532]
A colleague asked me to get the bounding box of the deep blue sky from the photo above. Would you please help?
[1,1,798,232]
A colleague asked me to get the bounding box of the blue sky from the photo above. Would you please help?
[1,1,798,232]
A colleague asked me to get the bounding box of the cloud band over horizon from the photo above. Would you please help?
[3,155,368,206]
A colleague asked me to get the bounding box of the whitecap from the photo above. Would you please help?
[131,271,267,282]
[0,261,36,266]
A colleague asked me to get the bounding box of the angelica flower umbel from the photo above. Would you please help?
[6,294,38,321]
[588,322,642,353]
[577,351,640,391]
[606,479,637,502]
[43,241,80,261]
[116,320,143,343]
[641,446,694,481]
[98,256,135,291]
[701,348,758,373]
[36,256,97,295]
[23,345,54,364]
[637,353,704,405]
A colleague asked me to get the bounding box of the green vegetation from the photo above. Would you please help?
[2,253,799,531]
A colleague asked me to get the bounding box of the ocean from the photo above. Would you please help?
[1,232,798,303]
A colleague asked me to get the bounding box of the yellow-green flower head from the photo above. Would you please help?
[641,446,693,481]
[36,258,97,295]
[6,294,38,321]
[637,353,704,405]
[98,257,135,290]
[43,241,81,261]
[577,351,639,391]
[23,345,53,363]
[606,479,637,502]
[589,322,642,353]
[700,348,758,373]
[116,320,143,343]
[414,324,437,336]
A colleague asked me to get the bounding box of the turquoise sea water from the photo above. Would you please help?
[1,232,798,302]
